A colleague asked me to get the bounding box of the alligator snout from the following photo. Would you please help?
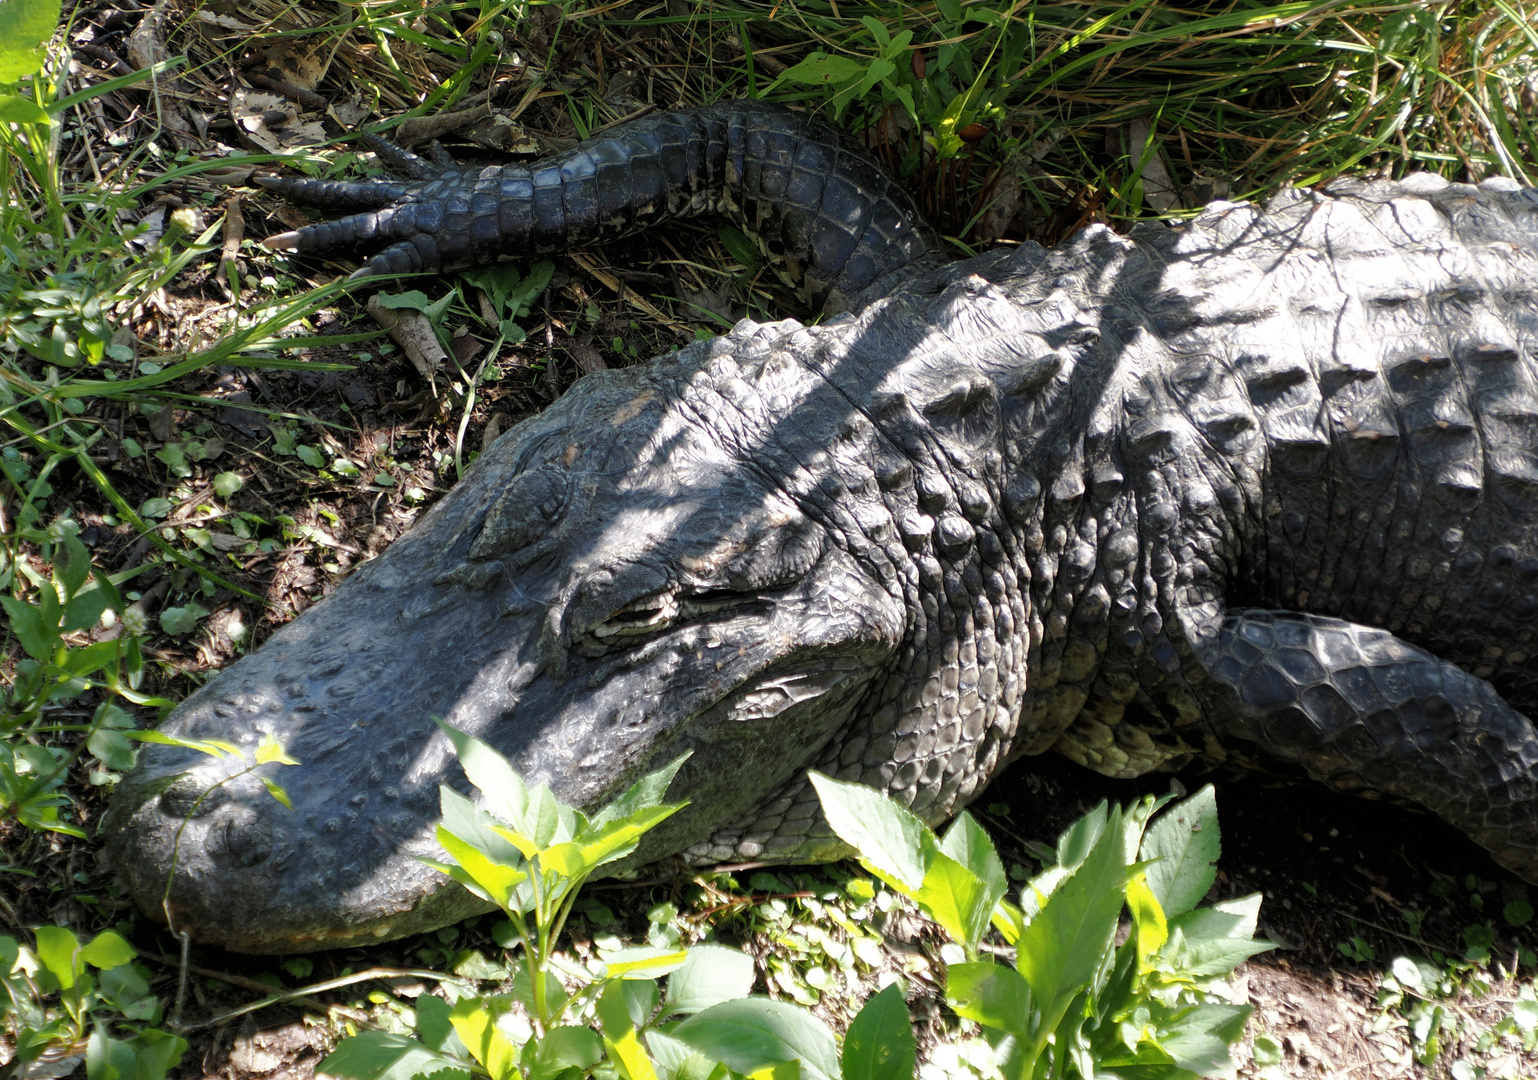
[152,771,289,870]
[204,803,284,870]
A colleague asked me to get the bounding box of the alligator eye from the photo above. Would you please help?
[592,590,679,639]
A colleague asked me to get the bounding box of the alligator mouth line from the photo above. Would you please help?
[575,589,771,667]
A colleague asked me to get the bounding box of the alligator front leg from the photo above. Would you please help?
[258,99,940,305]
[1195,610,1538,879]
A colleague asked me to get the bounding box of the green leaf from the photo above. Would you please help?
[56,534,91,598]
[665,943,755,1015]
[1151,1003,1252,1075]
[159,602,209,637]
[1140,785,1220,918]
[601,945,689,980]
[124,730,239,758]
[1169,893,1263,943]
[939,812,1007,900]
[525,1026,602,1076]
[716,226,762,270]
[945,962,1031,1039]
[86,723,138,775]
[0,93,49,124]
[1252,1033,1284,1067]
[672,998,839,1080]
[598,981,660,1080]
[1162,895,1274,977]
[86,1026,137,1080]
[1015,804,1137,1029]
[296,445,325,468]
[538,841,590,879]
[449,998,520,1080]
[79,930,135,971]
[318,1030,471,1080]
[63,586,113,634]
[213,472,244,497]
[33,924,79,990]
[990,898,1026,946]
[644,1031,716,1080]
[507,260,554,317]
[1054,801,1109,870]
[122,1029,186,1080]
[438,785,526,864]
[912,851,992,952]
[376,290,434,312]
[435,719,534,831]
[0,0,60,81]
[770,51,868,92]
[566,803,687,872]
[587,753,691,831]
[809,772,933,891]
[261,777,294,810]
[415,994,460,1054]
[1126,874,1168,966]
[1,594,57,661]
[841,983,914,1080]
[432,822,528,911]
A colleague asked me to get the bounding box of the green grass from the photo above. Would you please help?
[2,0,1538,1075]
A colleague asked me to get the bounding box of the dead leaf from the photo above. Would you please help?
[367,294,447,382]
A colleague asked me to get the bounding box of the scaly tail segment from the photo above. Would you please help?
[259,99,941,299]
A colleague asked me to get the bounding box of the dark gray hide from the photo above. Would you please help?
[104,106,1538,952]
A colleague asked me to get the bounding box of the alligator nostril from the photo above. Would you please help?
[158,779,229,819]
[206,808,273,868]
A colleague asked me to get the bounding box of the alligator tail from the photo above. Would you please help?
[258,99,941,301]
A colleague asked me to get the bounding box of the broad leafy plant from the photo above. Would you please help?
[1,519,171,842]
[320,724,914,1080]
[0,926,186,1080]
[812,775,1270,1079]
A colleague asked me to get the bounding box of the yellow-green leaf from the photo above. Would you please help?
[261,777,293,810]
[449,999,520,1080]
[539,842,590,879]
[602,946,689,979]
[488,824,541,860]
[990,898,1026,946]
[255,733,299,765]
[598,982,661,1080]
[436,826,528,910]
[913,851,991,952]
[1127,874,1168,969]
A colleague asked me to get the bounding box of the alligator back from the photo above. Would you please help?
[1131,176,1538,708]
[104,121,1538,950]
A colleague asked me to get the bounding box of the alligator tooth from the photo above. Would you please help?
[593,590,679,637]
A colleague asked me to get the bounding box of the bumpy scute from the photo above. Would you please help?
[103,105,1538,952]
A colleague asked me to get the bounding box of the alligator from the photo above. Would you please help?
[103,99,1538,953]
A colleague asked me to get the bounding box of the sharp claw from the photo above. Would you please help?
[347,265,379,281]
[263,231,301,251]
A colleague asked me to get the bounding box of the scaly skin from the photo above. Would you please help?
[103,102,1538,952]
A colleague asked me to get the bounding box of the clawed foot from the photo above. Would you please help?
[257,132,485,279]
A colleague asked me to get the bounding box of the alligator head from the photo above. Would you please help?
[103,329,907,952]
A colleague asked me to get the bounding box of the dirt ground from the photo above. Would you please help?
[6,1,1538,1078]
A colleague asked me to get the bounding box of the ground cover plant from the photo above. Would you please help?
[4,0,1538,1076]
